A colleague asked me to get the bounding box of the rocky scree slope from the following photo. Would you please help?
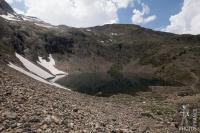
[0,65,179,132]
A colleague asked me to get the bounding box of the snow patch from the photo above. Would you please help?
[86,29,91,32]
[34,23,55,28]
[21,15,42,22]
[51,82,69,90]
[8,63,51,84]
[110,33,118,36]
[8,63,70,90]
[37,54,67,75]
[49,75,66,83]
[8,53,70,90]
[0,13,20,21]
[19,15,56,28]
[15,53,54,79]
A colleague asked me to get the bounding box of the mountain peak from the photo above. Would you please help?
[0,0,14,15]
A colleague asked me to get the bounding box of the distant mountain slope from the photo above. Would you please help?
[0,0,200,92]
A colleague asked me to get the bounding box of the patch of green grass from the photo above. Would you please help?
[143,100,176,121]
[162,65,193,85]
[0,41,7,51]
[149,104,175,116]
[142,92,167,102]
[197,115,200,127]
[152,94,167,101]
[0,41,13,53]
[107,64,123,79]
[174,71,192,82]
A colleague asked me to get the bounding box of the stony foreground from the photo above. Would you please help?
[0,65,184,133]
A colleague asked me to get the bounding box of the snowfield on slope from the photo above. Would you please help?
[8,63,51,84]
[15,53,54,79]
[34,23,55,28]
[8,53,70,90]
[37,55,67,75]
[0,14,55,29]
[8,63,70,90]
[0,13,20,21]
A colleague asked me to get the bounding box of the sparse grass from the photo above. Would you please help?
[173,94,200,106]
[142,92,167,102]
[0,41,13,54]
[0,41,7,51]
[107,64,123,79]
[142,96,176,121]
[162,65,193,85]
[174,71,192,82]
[148,103,176,117]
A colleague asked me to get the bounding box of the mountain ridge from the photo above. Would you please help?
[0,1,200,88]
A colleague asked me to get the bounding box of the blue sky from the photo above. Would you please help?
[6,0,200,35]
[118,0,182,30]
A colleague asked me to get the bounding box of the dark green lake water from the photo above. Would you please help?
[56,72,174,96]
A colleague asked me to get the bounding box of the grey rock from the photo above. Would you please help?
[68,122,74,129]
[140,112,154,119]
[43,115,52,124]
[10,123,17,129]
[2,111,17,120]
[29,115,41,123]
[0,125,4,132]
[51,115,61,124]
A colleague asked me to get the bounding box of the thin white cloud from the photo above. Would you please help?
[144,15,156,24]
[131,3,156,25]
[113,0,134,8]
[10,0,135,27]
[163,0,200,35]
[6,0,23,4]
[16,0,23,2]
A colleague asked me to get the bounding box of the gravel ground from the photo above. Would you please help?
[0,65,179,133]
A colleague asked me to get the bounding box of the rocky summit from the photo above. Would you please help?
[0,0,14,15]
[0,0,200,132]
